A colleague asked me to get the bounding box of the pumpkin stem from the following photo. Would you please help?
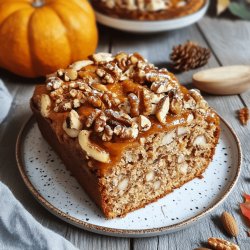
[32,0,44,8]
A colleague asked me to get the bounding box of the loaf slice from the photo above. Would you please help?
[31,52,220,218]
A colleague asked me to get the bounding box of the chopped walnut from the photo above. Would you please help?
[87,95,104,109]
[54,101,72,112]
[102,125,113,141]
[69,89,78,98]
[77,80,92,92]
[96,68,106,78]
[114,124,139,139]
[115,52,128,70]
[40,51,214,143]
[183,95,196,110]
[142,89,153,116]
[96,62,122,84]
[128,93,140,117]
[46,76,63,90]
[94,112,107,132]
[238,107,249,126]
[86,109,102,128]
[105,109,133,127]
[91,52,114,64]
[129,52,145,65]
[189,89,208,109]
[170,95,183,115]
[57,68,78,81]
[151,81,174,94]
[50,87,64,100]
[120,65,134,81]
[73,98,81,108]
[102,93,112,108]
[64,69,78,81]
[102,92,121,108]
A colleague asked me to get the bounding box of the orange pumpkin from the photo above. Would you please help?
[0,0,98,78]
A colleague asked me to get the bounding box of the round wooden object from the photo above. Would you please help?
[193,65,250,95]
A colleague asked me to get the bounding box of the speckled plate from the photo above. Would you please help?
[94,0,209,33]
[16,116,241,237]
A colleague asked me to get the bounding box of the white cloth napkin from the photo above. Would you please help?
[0,81,78,250]
[0,182,78,250]
[0,79,12,123]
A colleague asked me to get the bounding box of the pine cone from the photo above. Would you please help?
[170,41,211,72]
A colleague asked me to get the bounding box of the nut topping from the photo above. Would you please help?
[94,112,107,132]
[114,124,139,139]
[67,110,82,130]
[40,94,51,118]
[86,109,102,128]
[156,96,170,124]
[69,60,93,71]
[64,69,78,81]
[128,93,140,117]
[170,96,183,115]
[208,237,239,250]
[142,89,153,115]
[78,130,110,163]
[151,81,172,94]
[105,110,133,127]
[46,77,63,90]
[91,53,114,63]
[102,125,113,141]
[87,95,104,109]
[138,115,151,131]
[189,89,209,109]
[62,110,82,138]
[63,121,80,138]
[40,52,215,144]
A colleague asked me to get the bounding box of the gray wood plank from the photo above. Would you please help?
[133,237,158,250]
[198,16,250,111]
[65,227,130,250]
[198,17,250,66]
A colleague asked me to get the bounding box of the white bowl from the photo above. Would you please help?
[94,0,209,33]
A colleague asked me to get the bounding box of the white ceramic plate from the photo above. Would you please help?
[16,116,241,237]
[94,0,209,33]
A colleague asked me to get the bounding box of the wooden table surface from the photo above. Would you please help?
[1,10,250,250]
